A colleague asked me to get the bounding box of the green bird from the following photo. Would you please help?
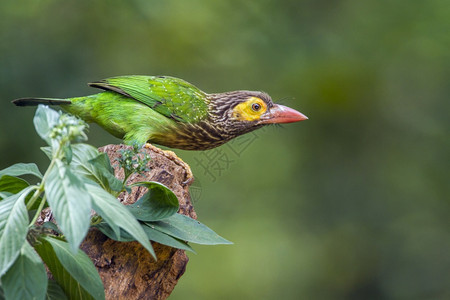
[12,75,307,150]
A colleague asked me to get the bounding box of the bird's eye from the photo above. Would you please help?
[251,103,261,112]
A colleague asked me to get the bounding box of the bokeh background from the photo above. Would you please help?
[1,1,449,299]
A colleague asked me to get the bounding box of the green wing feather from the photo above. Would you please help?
[88,75,209,123]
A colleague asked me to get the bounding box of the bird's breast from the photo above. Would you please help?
[150,121,232,151]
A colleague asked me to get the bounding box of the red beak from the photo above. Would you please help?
[260,104,308,124]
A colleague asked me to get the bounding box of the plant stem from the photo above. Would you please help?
[26,143,61,211]
[26,187,42,210]
[29,195,47,227]
[123,170,132,186]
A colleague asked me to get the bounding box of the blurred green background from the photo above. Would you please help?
[1,0,449,299]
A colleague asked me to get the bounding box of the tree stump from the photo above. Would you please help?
[40,144,196,300]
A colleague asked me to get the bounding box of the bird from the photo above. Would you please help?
[12,75,308,151]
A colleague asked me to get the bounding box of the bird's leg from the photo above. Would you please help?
[144,143,194,185]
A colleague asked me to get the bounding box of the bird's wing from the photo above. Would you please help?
[89,75,209,123]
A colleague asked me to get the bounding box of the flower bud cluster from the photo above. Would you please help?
[49,113,88,143]
[116,144,151,177]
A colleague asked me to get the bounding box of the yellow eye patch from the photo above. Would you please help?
[231,97,267,122]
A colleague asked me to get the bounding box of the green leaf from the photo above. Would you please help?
[96,222,195,253]
[42,222,62,235]
[0,163,43,179]
[45,160,91,252]
[34,237,104,300]
[33,105,60,146]
[0,176,42,209]
[148,213,233,245]
[0,175,29,195]
[86,183,155,259]
[0,186,35,276]
[1,241,47,300]
[46,280,68,300]
[87,153,123,192]
[88,152,115,176]
[94,222,132,241]
[41,146,52,160]
[63,144,73,164]
[127,182,179,221]
[142,223,195,253]
[71,144,123,193]
[46,237,104,300]
[0,191,12,200]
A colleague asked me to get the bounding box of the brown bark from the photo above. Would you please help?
[41,144,196,300]
[82,144,195,300]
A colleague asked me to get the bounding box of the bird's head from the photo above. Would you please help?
[208,91,308,138]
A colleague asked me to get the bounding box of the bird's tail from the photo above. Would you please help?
[12,97,72,107]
